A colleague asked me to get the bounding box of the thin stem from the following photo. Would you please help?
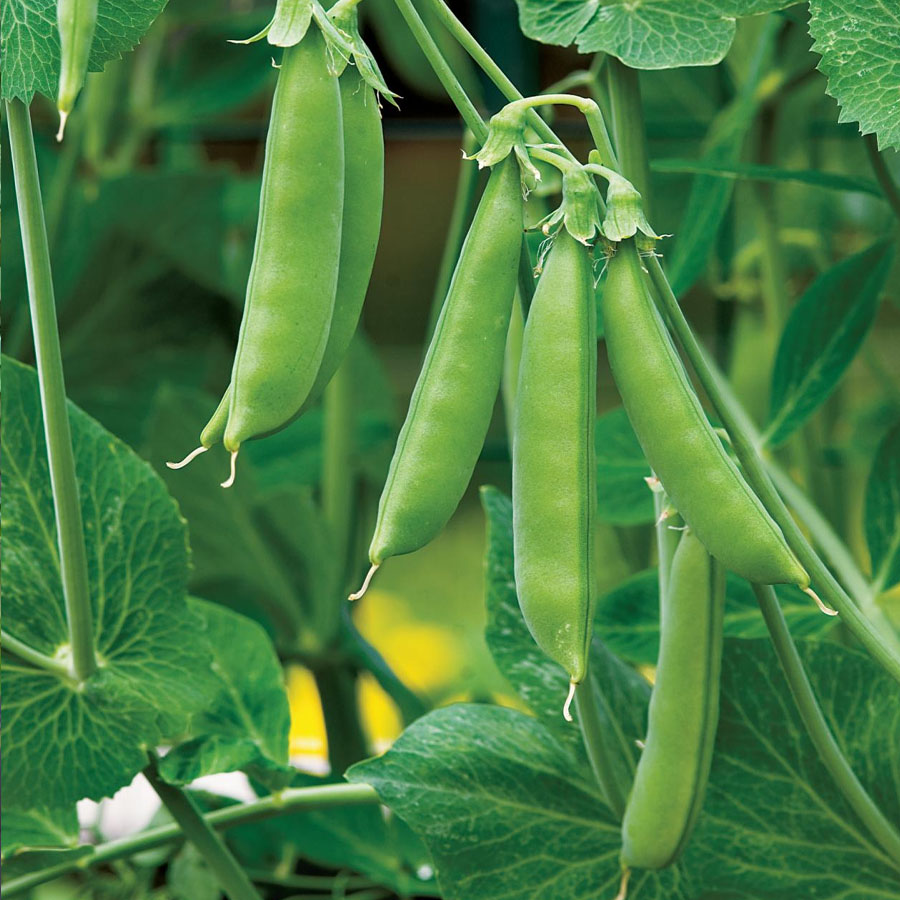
[426,130,482,343]
[864,134,900,221]
[1,629,73,679]
[653,489,680,604]
[3,783,380,898]
[391,0,486,141]
[574,678,627,820]
[6,99,96,682]
[144,760,264,900]
[752,584,900,870]
[645,256,900,682]
[322,356,355,580]
[604,59,650,210]
[313,662,369,775]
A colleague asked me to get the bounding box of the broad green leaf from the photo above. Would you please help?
[865,423,900,594]
[157,599,292,790]
[514,0,794,69]
[349,705,691,900]
[2,357,215,809]
[2,0,169,103]
[595,407,655,526]
[809,0,900,150]
[1,807,79,857]
[595,569,835,666]
[687,639,900,898]
[765,241,894,446]
[481,486,648,782]
[652,158,884,196]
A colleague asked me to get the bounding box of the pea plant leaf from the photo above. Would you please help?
[809,0,900,150]
[595,569,835,667]
[349,704,692,900]
[686,639,900,898]
[865,422,900,595]
[157,598,293,791]
[2,0,169,103]
[514,0,794,69]
[0,805,90,883]
[2,356,216,811]
[595,407,654,526]
[765,240,894,447]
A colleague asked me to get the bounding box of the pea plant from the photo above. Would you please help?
[3,0,900,898]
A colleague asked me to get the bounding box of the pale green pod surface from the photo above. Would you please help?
[224,30,343,451]
[603,240,808,586]
[621,529,724,870]
[57,0,99,128]
[368,157,523,564]
[512,230,597,684]
[200,389,231,449]
[303,67,385,408]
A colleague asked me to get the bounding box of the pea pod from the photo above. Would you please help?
[512,229,597,699]
[603,240,808,587]
[56,0,99,140]
[224,30,343,457]
[351,157,523,597]
[621,529,724,870]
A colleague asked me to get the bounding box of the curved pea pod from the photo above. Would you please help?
[603,240,808,587]
[303,66,384,407]
[224,29,344,453]
[352,157,523,595]
[621,529,724,870]
[56,0,99,139]
[512,229,597,689]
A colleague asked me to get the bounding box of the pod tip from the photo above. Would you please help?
[220,450,238,489]
[349,563,379,601]
[804,586,838,616]
[563,680,577,722]
[56,110,68,143]
[613,868,630,900]
[166,445,208,470]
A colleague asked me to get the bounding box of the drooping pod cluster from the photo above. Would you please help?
[168,18,386,485]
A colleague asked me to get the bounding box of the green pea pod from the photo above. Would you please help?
[224,30,344,455]
[603,240,808,587]
[512,229,597,696]
[351,157,523,597]
[56,0,99,140]
[621,529,724,870]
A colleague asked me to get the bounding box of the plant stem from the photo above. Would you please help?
[645,256,900,680]
[864,134,900,221]
[426,130,482,343]
[313,661,370,775]
[605,58,651,209]
[145,760,264,900]
[391,0,486,141]
[6,99,96,682]
[1,630,73,679]
[574,678,627,820]
[3,783,380,899]
[653,490,680,604]
[752,584,900,870]
[322,356,355,580]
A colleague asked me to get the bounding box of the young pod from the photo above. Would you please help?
[224,29,344,454]
[512,229,597,689]
[603,240,808,587]
[356,157,523,589]
[621,529,724,869]
[57,0,99,139]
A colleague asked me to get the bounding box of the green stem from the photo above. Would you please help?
[244,870,372,891]
[313,662,369,775]
[145,760,263,900]
[1,629,73,679]
[645,256,900,682]
[864,133,900,221]
[6,99,96,682]
[322,356,355,579]
[3,783,379,899]
[604,58,651,209]
[574,678,628,820]
[391,0,486,141]
[653,489,680,604]
[426,130,482,343]
[752,584,900,870]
